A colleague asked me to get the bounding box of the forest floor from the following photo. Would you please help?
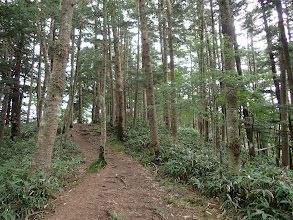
[43,124,230,220]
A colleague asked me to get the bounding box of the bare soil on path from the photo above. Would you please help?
[44,124,227,220]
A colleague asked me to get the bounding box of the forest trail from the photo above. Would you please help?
[44,124,225,220]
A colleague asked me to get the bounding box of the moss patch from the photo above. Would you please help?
[86,158,107,173]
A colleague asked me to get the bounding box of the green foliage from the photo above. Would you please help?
[122,121,293,219]
[86,158,107,173]
[0,123,83,219]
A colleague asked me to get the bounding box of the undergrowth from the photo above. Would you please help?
[86,158,107,173]
[0,122,83,219]
[121,119,293,220]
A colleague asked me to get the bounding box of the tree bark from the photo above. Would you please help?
[132,3,140,129]
[111,4,125,140]
[139,0,159,156]
[78,80,83,124]
[26,43,35,124]
[166,0,178,144]
[30,0,75,176]
[280,52,290,167]
[219,0,241,172]
[160,0,170,131]
[11,36,24,140]
[276,0,293,103]
[100,0,107,161]
[108,25,115,127]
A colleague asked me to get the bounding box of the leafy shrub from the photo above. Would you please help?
[0,124,83,219]
[123,120,293,219]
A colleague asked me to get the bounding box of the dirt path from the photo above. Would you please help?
[44,124,226,220]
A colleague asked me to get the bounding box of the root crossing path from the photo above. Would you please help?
[45,124,224,220]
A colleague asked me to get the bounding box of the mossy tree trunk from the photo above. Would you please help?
[219,0,241,172]
[30,0,75,176]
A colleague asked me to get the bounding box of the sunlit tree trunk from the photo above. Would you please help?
[139,0,159,156]
[219,0,241,172]
[30,0,74,175]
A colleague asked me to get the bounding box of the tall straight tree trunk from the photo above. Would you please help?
[219,0,241,172]
[26,44,35,124]
[160,0,170,131]
[11,36,24,140]
[198,1,205,148]
[100,0,107,161]
[62,25,82,147]
[37,23,52,127]
[132,3,140,129]
[78,80,83,124]
[276,0,293,103]
[30,0,74,175]
[280,52,290,167]
[108,25,115,127]
[37,46,42,128]
[166,0,178,144]
[0,41,10,139]
[139,0,159,156]
[111,4,125,140]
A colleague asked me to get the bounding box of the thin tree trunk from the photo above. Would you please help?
[37,45,42,128]
[100,0,107,161]
[219,0,241,172]
[280,52,290,167]
[166,0,178,144]
[108,25,115,127]
[62,25,82,147]
[11,36,24,140]
[160,0,170,131]
[111,4,125,140]
[26,44,35,124]
[132,4,140,129]
[78,80,83,124]
[139,0,159,156]
[30,0,74,176]
[0,41,10,139]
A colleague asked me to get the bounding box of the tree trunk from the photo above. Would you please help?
[132,3,140,129]
[78,80,83,124]
[108,25,115,127]
[11,37,24,140]
[219,0,241,172]
[276,0,293,103]
[37,45,42,128]
[93,18,101,123]
[30,0,74,176]
[166,0,177,144]
[160,0,170,131]
[111,5,125,140]
[139,0,159,156]
[280,52,290,167]
[100,0,107,161]
[0,41,10,139]
[26,44,35,124]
